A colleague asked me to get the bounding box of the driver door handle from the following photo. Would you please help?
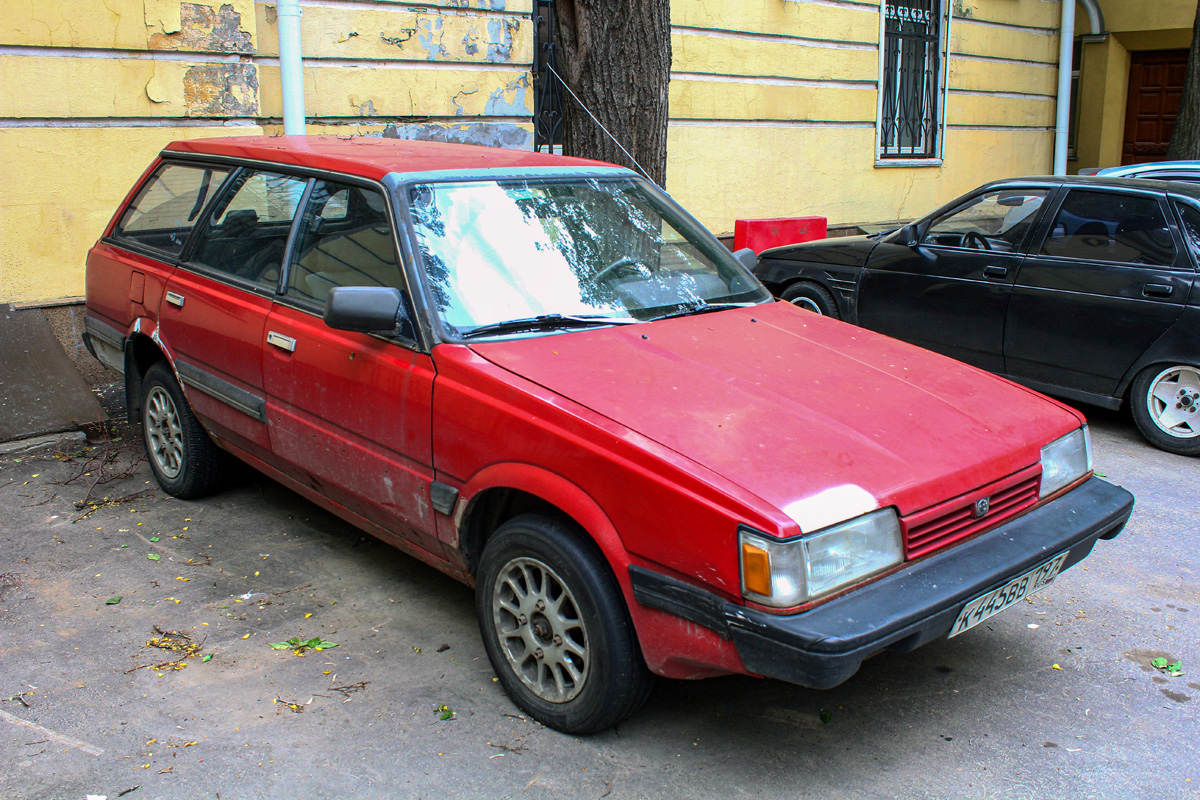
[982,265,1008,279]
[1143,283,1173,298]
[267,331,297,352]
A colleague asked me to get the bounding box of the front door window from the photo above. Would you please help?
[924,190,1047,252]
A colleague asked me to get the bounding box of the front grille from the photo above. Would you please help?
[901,465,1041,559]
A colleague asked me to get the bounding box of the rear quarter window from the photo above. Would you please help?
[113,162,230,257]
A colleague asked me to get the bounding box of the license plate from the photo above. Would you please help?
[949,552,1068,638]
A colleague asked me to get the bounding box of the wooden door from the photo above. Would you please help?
[1122,50,1189,165]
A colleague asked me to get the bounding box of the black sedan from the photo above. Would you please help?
[753,176,1200,455]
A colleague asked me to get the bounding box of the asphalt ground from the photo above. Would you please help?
[1,393,1197,800]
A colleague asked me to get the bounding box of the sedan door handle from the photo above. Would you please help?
[165,291,185,308]
[1143,283,1174,298]
[982,266,1008,279]
[266,331,297,352]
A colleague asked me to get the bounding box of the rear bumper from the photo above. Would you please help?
[631,476,1133,689]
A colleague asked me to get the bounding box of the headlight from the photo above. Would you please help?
[739,509,903,608]
[1040,426,1092,498]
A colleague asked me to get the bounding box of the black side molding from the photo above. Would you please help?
[175,360,267,423]
[430,481,459,515]
[629,566,731,639]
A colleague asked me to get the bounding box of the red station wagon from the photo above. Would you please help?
[83,137,1134,733]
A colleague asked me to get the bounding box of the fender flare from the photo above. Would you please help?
[456,462,631,588]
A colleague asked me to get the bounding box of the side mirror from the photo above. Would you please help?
[898,222,923,247]
[324,286,407,334]
[732,247,758,272]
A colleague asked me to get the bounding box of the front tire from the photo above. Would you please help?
[781,281,839,318]
[1130,364,1200,456]
[140,362,224,497]
[476,514,653,734]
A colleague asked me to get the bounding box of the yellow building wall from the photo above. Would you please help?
[5,0,1136,303]
[664,0,1063,234]
[0,0,533,305]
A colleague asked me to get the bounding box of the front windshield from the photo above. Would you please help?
[406,176,770,338]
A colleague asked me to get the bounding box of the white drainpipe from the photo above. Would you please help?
[1053,0,1076,175]
[277,0,306,135]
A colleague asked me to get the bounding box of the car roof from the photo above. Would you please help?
[1096,161,1200,176]
[162,135,615,181]
[983,174,1200,200]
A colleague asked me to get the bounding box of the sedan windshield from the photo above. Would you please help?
[406,176,770,338]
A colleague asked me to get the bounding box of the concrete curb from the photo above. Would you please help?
[0,430,88,456]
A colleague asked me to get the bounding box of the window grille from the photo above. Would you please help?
[879,0,942,159]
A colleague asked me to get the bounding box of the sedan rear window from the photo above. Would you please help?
[113,163,230,257]
[1041,190,1176,266]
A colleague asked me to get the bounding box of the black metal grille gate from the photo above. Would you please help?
[532,0,562,151]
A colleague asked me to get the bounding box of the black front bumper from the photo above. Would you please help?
[631,476,1133,689]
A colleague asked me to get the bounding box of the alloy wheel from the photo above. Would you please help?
[492,556,589,703]
[145,385,185,479]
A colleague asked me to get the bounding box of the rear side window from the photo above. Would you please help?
[113,163,230,257]
[188,170,308,289]
[1176,203,1200,260]
[1040,190,1176,266]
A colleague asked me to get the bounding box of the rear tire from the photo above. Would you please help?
[140,362,224,497]
[1130,364,1200,456]
[476,514,653,734]
[781,282,840,318]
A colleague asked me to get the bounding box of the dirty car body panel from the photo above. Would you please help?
[85,137,1133,733]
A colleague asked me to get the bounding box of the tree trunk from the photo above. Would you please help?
[552,0,671,185]
[1167,0,1200,159]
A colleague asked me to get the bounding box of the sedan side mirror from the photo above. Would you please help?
[324,286,408,334]
[898,222,924,247]
[732,247,758,272]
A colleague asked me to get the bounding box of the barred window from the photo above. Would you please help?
[879,0,943,160]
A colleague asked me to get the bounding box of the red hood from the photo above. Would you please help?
[468,303,1081,530]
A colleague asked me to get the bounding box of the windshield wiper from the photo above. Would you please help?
[648,301,760,322]
[460,313,638,339]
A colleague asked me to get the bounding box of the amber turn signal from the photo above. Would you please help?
[741,542,772,598]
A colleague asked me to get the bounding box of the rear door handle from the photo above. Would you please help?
[266,331,297,352]
[1143,283,1173,298]
[982,266,1008,279]
[165,291,185,308]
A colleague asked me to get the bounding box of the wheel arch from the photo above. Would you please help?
[122,321,171,425]
[456,464,629,587]
[453,464,744,682]
[1114,308,1200,404]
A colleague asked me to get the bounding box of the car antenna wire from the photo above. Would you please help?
[543,62,656,186]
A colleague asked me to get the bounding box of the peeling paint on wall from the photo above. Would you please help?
[484,73,531,116]
[183,63,258,115]
[380,28,417,48]
[418,17,450,61]
[150,3,254,53]
[462,27,480,55]
[381,121,531,149]
[485,19,518,63]
[450,86,480,117]
[144,0,184,34]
